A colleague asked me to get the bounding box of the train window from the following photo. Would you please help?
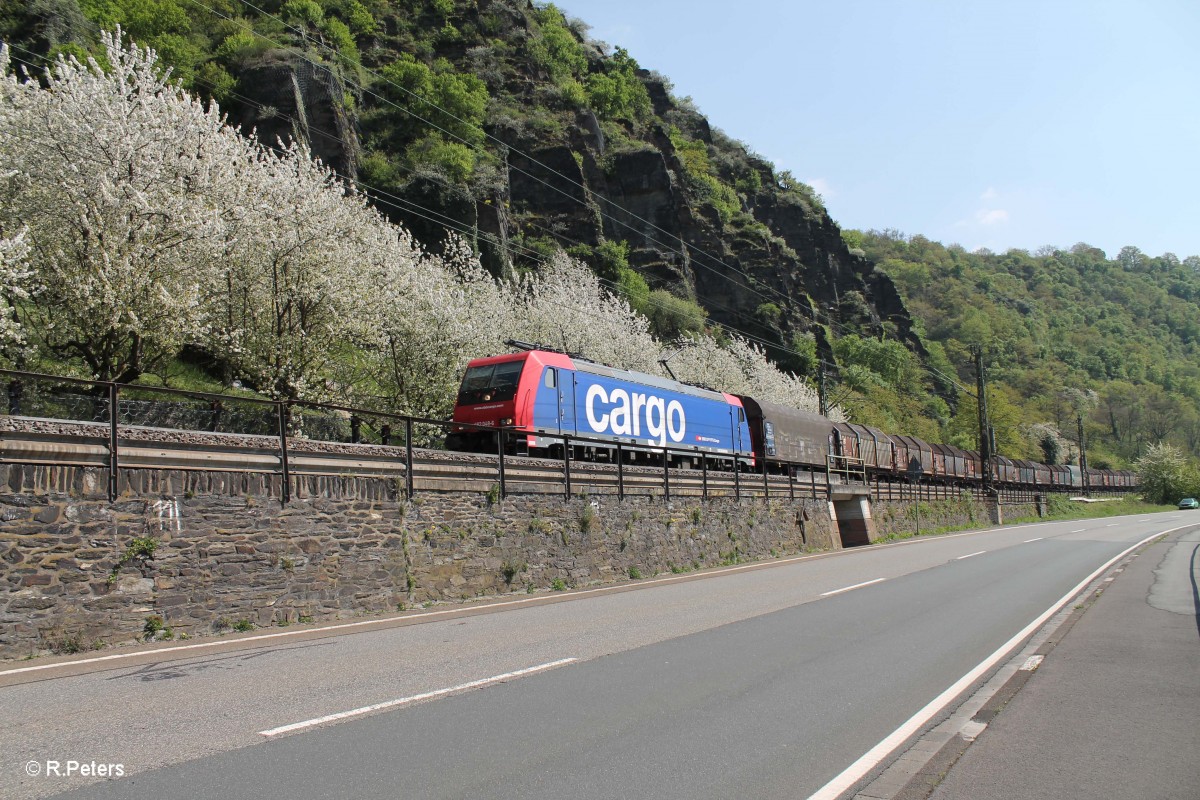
[457,360,525,404]
[544,368,557,389]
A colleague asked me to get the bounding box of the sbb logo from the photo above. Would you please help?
[584,385,686,446]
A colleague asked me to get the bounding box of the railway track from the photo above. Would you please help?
[0,416,1047,505]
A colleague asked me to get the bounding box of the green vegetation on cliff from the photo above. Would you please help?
[2,0,920,396]
[858,231,1200,466]
[5,0,1198,476]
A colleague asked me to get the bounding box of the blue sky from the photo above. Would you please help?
[558,0,1199,259]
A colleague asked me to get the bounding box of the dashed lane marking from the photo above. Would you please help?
[1024,537,1044,543]
[820,578,885,597]
[259,658,578,737]
[956,551,986,560]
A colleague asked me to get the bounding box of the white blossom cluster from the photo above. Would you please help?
[0,224,31,352]
[0,32,826,418]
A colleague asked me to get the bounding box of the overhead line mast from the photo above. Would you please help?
[972,345,994,495]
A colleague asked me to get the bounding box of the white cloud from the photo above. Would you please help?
[806,177,833,198]
[980,187,999,201]
[975,208,1009,225]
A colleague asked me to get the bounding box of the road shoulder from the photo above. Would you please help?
[872,528,1200,800]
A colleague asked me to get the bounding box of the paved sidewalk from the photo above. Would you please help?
[929,528,1200,800]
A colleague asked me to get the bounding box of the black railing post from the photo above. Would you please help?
[810,469,816,499]
[616,443,625,500]
[404,419,413,499]
[702,456,708,501]
[277,401,291,504]
[7,377,22,415]
[734,460,741,502]
[662,449,670,500]
[762,460,769,500]
[563,435,571,498]
[496,428,506,500]
[107,382,118,502]
[209,399,222,433]
[788,467,794,501]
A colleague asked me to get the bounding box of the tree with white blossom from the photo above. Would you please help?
[0,31,238,382]
[0,31,833,421]
[506,253,662,374]
[0,226,31,365]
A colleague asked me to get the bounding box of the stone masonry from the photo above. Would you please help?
[0,463,838,660]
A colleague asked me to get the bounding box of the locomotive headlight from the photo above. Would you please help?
[500,417,513,426]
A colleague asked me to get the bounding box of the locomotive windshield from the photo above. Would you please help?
[457,361,524,405]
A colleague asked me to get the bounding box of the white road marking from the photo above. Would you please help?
[1071,528,1087,533]
[820,578,885,597]
[1106,523,1119,527]
[1020,655,1045,671]
[1023,537,1044,543]
[804,527,1177,800]
[259,658,577,737]
[956,551,986,560]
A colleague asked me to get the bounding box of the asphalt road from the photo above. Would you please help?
[2,512,1189,800]
[929,526,1200,800]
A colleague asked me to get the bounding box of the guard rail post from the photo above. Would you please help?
[107,382,118,502]
[702,455,708,500]
[563,435,572,498]
[496,428,507,500]
[616,443,625,500]
[662,449,670,500]
[277,401,291,505]
[404,419,414,499]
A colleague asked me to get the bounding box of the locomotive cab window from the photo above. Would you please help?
[457,361,524,405]
[544,368,557,389]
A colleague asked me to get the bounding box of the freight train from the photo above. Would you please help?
[446,345,1136,493]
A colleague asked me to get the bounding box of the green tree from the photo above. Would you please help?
[380,54,489,148]
[584,47,650,121]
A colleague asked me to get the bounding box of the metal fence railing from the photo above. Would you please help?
[1,369,1131,506]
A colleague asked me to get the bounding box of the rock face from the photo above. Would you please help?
[229,52,360,182]
[219,1,925,368]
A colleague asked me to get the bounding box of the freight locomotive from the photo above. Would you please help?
[447,345,1136,493]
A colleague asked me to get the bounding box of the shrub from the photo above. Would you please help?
[584,48,651,121]
[644,289,707,339]
[282,0,324,27]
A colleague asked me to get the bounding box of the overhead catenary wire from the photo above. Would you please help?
[1,38,816,385]
[189,0,830,318]
[186,0,973,397]
[4,21,969,401]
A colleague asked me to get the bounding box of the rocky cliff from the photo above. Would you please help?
[3,0,926,375]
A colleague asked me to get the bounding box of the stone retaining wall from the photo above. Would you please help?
[1,463,838,660]
[871,495,1037,537]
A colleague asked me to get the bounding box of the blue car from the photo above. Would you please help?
[1178,498,1198,509]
